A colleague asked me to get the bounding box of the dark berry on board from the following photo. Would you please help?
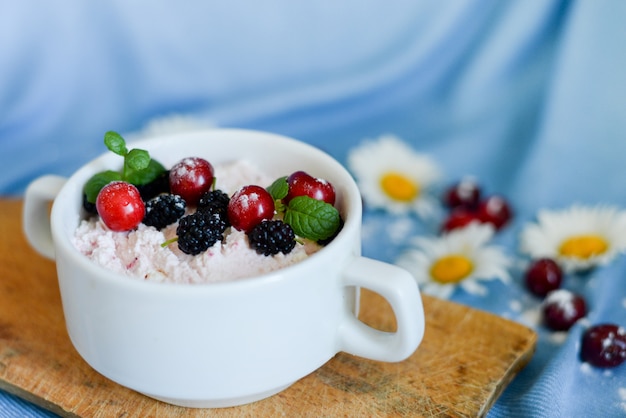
[136,170,171,201]
[143,194,187,230]
[247,220,296,256]
[176,211,228,256]
[580,324,626,368]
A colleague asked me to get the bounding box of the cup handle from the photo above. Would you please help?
[23,175,67,260]
[339,256,425,362]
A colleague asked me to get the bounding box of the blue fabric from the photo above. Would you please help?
[2,1,626,416]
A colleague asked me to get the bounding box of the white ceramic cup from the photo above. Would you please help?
[23,129,425,408]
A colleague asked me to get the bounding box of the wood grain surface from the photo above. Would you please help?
[0,199,536,417]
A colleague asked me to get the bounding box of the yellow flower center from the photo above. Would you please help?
[380,172,420,202]
[559,234,608,259]
[430,255,474,284]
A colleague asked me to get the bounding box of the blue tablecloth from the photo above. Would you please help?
[2,1,626,416]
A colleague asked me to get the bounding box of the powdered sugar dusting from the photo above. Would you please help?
[543,289,577,320]
[547,331,567,345]
[618,387,626,413]
[519,306,541,328]
[601,326,626,350]
[236,192,259,211]
[509,299,522,313]
[579,362,593,375]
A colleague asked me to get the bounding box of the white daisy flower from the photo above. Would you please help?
[519,205,626,273]
[396,223,511,299]
[347,135,442,218]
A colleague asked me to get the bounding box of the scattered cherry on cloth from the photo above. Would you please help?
[542,289,586,331]
[439,179,513,233]
[442,178,481,210]
[477,195,513,230]
[524,258,563,297]
[580,324,626,368]
[441,207,481,233]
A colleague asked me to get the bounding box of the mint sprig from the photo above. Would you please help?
[267,176,289,200]
[104,131,129,156]
[124,157,166,186]
[283,196,340,241]
[267,176,289,213]
[83,131,166,203]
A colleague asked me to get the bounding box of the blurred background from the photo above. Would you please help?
[5,0,624,205]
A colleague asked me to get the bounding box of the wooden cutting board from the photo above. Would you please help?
[0,199,536,417]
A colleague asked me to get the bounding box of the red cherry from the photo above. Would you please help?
[441,207,481,233]
[580,324,626,368]
[442,178,481,209]
[96,181,145,231]
[285,171,336,205]
[542,289,587,331]
[477,195,513,230]
[524,258,563,297]
[228,185,275,232]
[169,157,214,206]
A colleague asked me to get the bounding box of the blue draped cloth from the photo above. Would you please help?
[2,1,625,416]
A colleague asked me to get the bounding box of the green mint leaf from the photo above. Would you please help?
[124,158,167,186]
[83,170,122,203]
[284,196,340,241]
[267,176,289,200]
[125,148,151,171]
[104,131,128,156]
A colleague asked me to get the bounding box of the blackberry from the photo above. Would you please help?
[143,194,187,230]
[198,189,230,209]
[136,170,171,201]
[197,189,230,226]
[247,220,296,256]
[176,211,227,255]
[82,193,98,215]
